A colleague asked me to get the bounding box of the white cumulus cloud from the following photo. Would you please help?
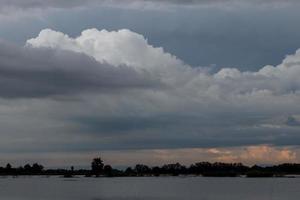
[27,28,300,99]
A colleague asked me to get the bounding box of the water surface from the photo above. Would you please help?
[0,176,299,200]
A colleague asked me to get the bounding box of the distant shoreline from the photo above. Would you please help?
[1,158,300,178]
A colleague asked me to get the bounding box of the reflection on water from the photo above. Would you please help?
[0,176,299,200]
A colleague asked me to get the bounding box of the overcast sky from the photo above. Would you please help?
[0,0,300,167]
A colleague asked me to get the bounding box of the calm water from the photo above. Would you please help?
[0,176,299,200]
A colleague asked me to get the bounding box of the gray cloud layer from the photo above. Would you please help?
[1,28,300,158]
[11,29,300,151]
[0,41,157,98]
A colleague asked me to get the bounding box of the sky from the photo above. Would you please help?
[1,0,300,168]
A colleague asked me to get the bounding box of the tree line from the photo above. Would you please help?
[1,158,300,177]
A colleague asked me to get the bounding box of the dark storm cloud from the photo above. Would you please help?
[65,113,300,151]
[0,42,158,98]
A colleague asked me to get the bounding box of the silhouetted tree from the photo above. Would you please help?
[71,166,74,173]
[103,165,113,177]
[152,166,161,176]
[24,164,32,174]
[124,167,135,176]
[32,163,44,173]
[134,164,151,176]
[161,163,186,176]
[5,163,12,174]
[6,163,12,170]
[91,157,104,177]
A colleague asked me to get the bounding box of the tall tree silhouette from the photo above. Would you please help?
[5,163,12,174]
[91,157,104,177]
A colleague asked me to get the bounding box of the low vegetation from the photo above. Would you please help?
[2,158,300,178]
